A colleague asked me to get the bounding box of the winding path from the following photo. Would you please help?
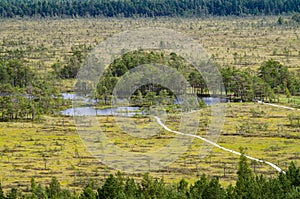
[153,115,286,174]
[259,101,300,111]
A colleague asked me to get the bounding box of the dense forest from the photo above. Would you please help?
[0,0,300,18]
[0,155,299,198]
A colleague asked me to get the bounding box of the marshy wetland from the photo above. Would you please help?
[0,15,300,197]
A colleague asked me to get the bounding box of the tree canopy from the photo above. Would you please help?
[0,0,299,18]
[0,156,299,198]
[95,50,300,104]
[0,51,62,121]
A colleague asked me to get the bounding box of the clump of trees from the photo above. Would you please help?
[0,0,299,18]
[1,47,299,121]
[96,50,201,105]
[96,51,300,104]
[58,45,91,79]
[221,59,300,102]
[0,155,299,198]
[0,44,92,121]
[0,51,61,121]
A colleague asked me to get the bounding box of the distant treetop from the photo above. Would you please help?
[0,0,299,18]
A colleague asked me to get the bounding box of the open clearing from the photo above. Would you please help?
[0,16,300,74]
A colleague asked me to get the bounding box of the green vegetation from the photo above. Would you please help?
[0,0,300,18]
[0,12,300,198]
[221,59,300,102]
[0,156,299,198]
[0,103,299,191]
[0,52,62,121]
[58,45,91,79]
[96,51,300,104]
[96,50,203,105]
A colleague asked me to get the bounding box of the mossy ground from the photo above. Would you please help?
[0,16,299,191]
[0,102,299,191]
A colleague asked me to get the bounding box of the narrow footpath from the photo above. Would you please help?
[259,101,300,111]
[153,115,286,174]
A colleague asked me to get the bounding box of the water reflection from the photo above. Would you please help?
[61,106,142,117]
[60,93,223,117]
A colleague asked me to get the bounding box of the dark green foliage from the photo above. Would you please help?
[220,60,300,102]
[258,59,290,92]
[278,16,284,25]
[30,178,47,199]
[80,185,96,199]
[97,174,125,199]
[292,13,300,23]
[286,162,300,187]
[124,178,139,198]
[0,184,5,199]
[189,175,225,199]
[59,45,89,79]
[6,188,21,199]
[96,50,202,105]
[46,177,61,198]
[0,52,62,121]
[98,50,300,104]
[139,173,167,198]
[45,177,74,199]
[235,154,256,198]
[0,59,32,88]
[0,0,299,18]
[0,158,299,198]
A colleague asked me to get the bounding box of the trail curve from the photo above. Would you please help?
[259,101,300,111]
[153,116,285,174]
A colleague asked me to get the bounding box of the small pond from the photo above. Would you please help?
[60,93,223,117]
[61,106,142,117]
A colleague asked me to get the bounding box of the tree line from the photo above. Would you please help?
[1,48,299,120]
[0,0,300,18]
[89,51,300,104]
[0,155,299,198]
[220,59,300,102]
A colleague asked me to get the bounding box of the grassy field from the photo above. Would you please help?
[0,16,300,73]
[278,95,300,108]
[0,102,299,191]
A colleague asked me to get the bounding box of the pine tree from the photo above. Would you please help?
[0,183,5,199]
[97,174,125,199]
[286,162,300,187]
[235,153,255,198]
[80,184,96,199]
[46,177,61,199]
